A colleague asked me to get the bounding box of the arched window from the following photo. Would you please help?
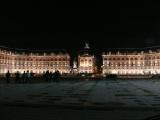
[59,58,62,61]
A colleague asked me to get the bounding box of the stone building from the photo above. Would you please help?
[102,48,160,75]
[0,46,70,75]
[78,43,96,74]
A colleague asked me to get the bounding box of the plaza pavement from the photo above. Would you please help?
[1,79,160,120]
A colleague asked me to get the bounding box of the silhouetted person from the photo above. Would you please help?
[6,70,11,84]
[57,71,61,81]
[45,70,50,82]
[15,71,20,83]
[30,71,34,83]
[22,71,26,83]
[42,71,46,81]
[26,70,31,83]
[54,70,61,82]
[49,72,53,82]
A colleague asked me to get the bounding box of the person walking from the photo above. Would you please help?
[30,71,34,83]
[54,70,61,82]
[45,70,50,82]
[15,71,20,83]
[49,72,53,82]
[6,70,11,84]
[22,71,26,83]
[26,71,31,83]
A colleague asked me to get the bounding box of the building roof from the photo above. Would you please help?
[102,46,160,55]
[79,54,94,57]
[0,45,69,55]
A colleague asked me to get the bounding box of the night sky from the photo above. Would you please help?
[0,1,160,54]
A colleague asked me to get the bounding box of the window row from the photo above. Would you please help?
[104,56,160,61]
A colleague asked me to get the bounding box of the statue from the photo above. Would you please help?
[73,59,78,73]
[73,61,77,69]
[84,42,90,49]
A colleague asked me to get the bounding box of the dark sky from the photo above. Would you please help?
[0,1,160,54]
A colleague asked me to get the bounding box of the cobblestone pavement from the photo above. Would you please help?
[1,79,160,120]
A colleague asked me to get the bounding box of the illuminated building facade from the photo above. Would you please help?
[0,47,70,74]
[78,54,95,73]
[78,43,96,74]
[102,49,160,75]
[3,44,160,76]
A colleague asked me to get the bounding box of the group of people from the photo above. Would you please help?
[5,70,61,84]
[43,70,61,82]
[16,71,34,83]
[6,70,34,84]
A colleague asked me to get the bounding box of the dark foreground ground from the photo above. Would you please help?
[1,78,160,120]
